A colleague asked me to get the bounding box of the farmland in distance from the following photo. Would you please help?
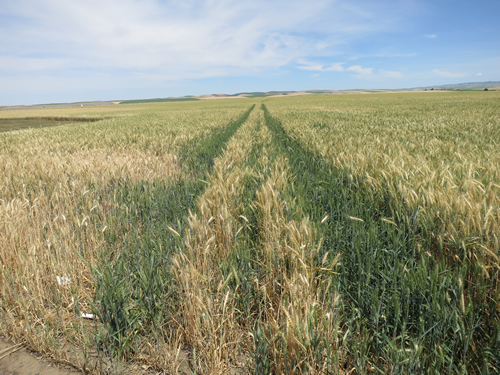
[0,91,499,374]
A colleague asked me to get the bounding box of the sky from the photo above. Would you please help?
[1,0,499,105]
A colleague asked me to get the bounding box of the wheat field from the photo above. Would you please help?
[0,92,499,374]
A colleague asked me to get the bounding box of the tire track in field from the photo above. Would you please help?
[261,103,495,373]
[180,104,255,177]
[227,106,339,373]
[88,105,256,372]
[170,106,340,373]
[261,102,412,372]
[171,106,263,373]
[174,104,342,373]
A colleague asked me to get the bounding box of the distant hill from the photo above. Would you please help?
[119,97,200,104]
[416,81,500,91]
[114,82,500,104]
[2,81,499,109]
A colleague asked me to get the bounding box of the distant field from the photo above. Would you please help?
[0,117,103,132]
[0,92,498,374]
[119,97,200,104]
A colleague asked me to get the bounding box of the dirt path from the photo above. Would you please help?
[0,337,81,375]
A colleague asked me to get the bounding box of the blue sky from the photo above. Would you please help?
[1,0,499,105]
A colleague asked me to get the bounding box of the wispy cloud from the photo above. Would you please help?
[296,60,344,72]
[350,52,418,59]
[6,0,497,105]
[346,66,404,78]
[347,65,373,75]
[432,69,469,78]
[297,60,403,80]
[0,0,419,81]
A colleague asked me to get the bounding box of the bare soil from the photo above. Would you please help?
[0,338,81,375]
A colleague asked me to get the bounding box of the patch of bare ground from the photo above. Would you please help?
[0,337,81,375]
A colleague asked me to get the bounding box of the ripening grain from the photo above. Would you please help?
[0,92,498,374]
[0,100,252,371]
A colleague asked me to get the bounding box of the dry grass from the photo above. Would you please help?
[0,101,250,371]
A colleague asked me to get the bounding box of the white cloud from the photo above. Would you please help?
[477,72,483,76]
[432,69,469,78]
[347,65,373,75]
[324,63,346,72]
[424,34,437,39]
[296,60,327,71]
[352,52,418,59]
[296,60,344,72]
[297,61,403,80]
[0,0,419,80]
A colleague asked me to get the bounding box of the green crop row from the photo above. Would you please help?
[261,101,499,373]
